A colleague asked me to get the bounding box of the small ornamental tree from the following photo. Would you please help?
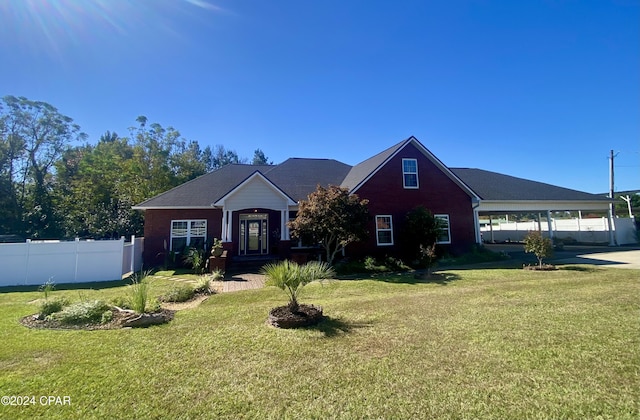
[403,206,445,272]
[523,231,554,268]
[289,185,369,265]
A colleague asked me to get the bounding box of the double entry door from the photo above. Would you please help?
[239,214,268,255]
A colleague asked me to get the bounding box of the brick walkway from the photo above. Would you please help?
[221,273,266,293]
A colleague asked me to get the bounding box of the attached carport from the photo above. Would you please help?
[451,168,614,245]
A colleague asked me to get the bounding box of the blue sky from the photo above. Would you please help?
[1,0,638,194]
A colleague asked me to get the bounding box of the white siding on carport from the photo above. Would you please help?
[223,176,289,212]
[477,200,611,213]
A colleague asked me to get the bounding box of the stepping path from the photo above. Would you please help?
[152,273,266,293]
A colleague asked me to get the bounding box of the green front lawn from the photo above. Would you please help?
[0,267,638,419]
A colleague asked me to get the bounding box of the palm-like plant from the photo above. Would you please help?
[261,260,335,312]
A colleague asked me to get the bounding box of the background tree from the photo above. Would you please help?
[289,185,369,265]
[0,95,86,237]
[252,148,271,165]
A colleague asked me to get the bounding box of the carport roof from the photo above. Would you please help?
[450,168,610,202]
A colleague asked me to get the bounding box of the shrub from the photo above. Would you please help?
[364,256,377,271]
[194,276,213,294]
[50,300,111,325]
[210,268,225,281]
[160,285,196,303]
[523,231,554,268]
[364,256,410,273]
[38,297,70,319]
[333,259,367,275]
[110,296,132,310]
[184,247,206,274]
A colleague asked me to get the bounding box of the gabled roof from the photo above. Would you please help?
[213,170,297,207]
[451,168,610,202]
[341,139,408,191]
[133,164,273,209]
[134,137,609,211]
[342,136,479,200]
[133,160,350,209]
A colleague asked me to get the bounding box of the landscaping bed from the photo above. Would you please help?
[20,307,175,330]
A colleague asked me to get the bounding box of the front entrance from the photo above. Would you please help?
[239,214,268,255]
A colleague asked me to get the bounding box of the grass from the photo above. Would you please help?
[0,266,638,419]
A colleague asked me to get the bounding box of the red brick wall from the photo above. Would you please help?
[143,208,222,267]
[348,143,476,259]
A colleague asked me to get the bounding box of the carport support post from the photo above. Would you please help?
[489,215,495,243]
[546,210,554,240]
[608,210,616,246]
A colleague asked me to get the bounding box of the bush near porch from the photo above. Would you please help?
[0,267,638,419]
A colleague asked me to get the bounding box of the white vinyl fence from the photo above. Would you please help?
[480,217,638,245]
[0,236,144,287]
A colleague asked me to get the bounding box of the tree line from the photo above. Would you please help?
[0,95,270,240]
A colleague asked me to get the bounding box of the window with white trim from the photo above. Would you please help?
[402,158,418,188]
[171,220,207,252]
[376,215,394,246]
[435,215,451,244]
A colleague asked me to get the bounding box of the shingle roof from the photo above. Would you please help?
[265,158,352,201]
[450,168,610,201]
[133,159,351,208]
[341,138,410,190]
[134,139,610,209]
[134,164,273,208]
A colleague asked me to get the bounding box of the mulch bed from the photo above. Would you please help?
[20,308,175,331]
[267,304,324,329]
[523,264,557,271]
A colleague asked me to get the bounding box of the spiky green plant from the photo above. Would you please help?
[128,270,152,313]
[261,260,335,312]
[38,277,55,300]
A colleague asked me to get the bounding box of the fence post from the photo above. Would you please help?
[130,235,135,274]
[24,239,31,285]
[74,238,80,283]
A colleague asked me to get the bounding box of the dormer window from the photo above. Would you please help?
[402,158,418,188]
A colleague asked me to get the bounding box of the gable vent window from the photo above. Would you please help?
[376,215,394,246]
[171,220,206,253]
[402,158,419,189]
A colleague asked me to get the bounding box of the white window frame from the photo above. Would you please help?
[375,215,394,246]
[435,214,451,244]
[402,158,419,189]
[170,219,207,252]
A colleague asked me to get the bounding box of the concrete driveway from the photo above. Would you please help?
[553,249,640,269]
[486,244,640,270]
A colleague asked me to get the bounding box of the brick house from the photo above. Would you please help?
[133,136,611,268]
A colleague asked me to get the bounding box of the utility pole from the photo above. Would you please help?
[608,150,618,246]
[609,150,615,215]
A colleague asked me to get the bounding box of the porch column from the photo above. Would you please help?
[226,210,233,242]
[280,209,290,240]
[546,210,554,240]
[221,211,227,242]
